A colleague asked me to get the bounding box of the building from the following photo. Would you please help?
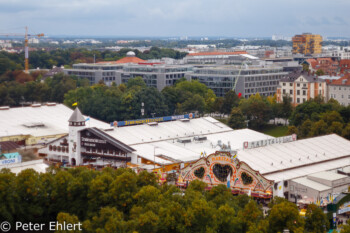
[276,72,327,106]
[39,109,276,168]
[339,60,350,74]
[237,133,350,201]
[185,64,288,97]
[183,51,253,64]
[289,171,350,204]
[305,58,339,75]
[292,33,323,55]
[327,74,350,106]
[0,103,109,146]
[64,51,193,90]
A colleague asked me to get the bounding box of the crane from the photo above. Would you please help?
[0,26,44,73]
[232,57,249,98]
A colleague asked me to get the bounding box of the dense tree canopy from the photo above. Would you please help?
[0,167,334,233]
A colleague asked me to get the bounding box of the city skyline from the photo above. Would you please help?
[0,0,349,37]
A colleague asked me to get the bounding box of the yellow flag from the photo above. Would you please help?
[72,102,78,106]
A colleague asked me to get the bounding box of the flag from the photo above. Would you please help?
[72,102,78,106]
[226,172,231,188]
[277,180,284,197]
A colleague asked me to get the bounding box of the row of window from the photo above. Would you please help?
[49,145,68,153]
[330,94,350,99]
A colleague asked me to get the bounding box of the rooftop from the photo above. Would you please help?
[292,177,331,192]
[0,104,110,138]
[308,171,348,181]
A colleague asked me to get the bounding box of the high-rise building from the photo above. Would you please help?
[292,33,323,55]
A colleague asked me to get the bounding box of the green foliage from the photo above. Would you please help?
[316,69,325,76]
[228,107,246,129]
[304,204,329,233]
[0,167,313,232]
[239,93,272,129]
[268,201,304,233]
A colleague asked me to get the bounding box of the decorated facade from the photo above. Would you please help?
[177,151,274,198]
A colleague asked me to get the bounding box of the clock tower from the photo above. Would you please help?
[68,107,86,165]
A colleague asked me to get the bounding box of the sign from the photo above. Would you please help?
[110,113,195,127]
[0,157,21,166]
[338,202,350,214]
[243,134,297,149]
[81,137,106,147]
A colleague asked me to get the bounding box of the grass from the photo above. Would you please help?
[260,125,289,137]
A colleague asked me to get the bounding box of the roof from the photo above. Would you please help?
[292,177,331,192]
[0,104,110,138]
[187,51,248,57]
[98,56,146,64]
[68,107,85,122]
[308,171,348,181]
[2,152,20,159]
[280,71,325,83]
[104,117,274,164]
[83,127,135,153]
[327,74,350,86]
[237,134,350,182]
[0,159,48,174]
[0,141,20,151]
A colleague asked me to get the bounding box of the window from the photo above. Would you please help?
[339,87,342,90]
[289,83,292,87]
[297,98,300,103]
[342,94,344,99]
[303,98,306,103]
[297,90,300,95]
[348,95,350,100]
[290,90,293,94]
[283,89,286,94]
[303,90,306,95]
[283,83,286,86]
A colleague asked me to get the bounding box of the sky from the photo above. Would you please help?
[0,0,349,38]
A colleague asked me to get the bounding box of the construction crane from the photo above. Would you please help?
[0,26,44,73]
[232,57,249,98]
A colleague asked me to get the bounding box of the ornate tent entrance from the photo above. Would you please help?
[177,151,274,198]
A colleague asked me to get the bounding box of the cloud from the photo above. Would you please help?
[0,0,349,37]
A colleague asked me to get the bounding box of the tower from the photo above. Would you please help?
[68,107,86,165]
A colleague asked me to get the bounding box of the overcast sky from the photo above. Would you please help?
[0,0,349,38]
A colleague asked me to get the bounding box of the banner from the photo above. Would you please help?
[243,134,297,149]
[0,157,21,166]
[111,113,195,127]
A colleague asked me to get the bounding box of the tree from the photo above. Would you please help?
[239,93,272,129]
[55,213,81,233]
[228,108,246,129]
[327,121,344,135]
[84,207,130,233]
[287,126,298,135]
[280,95,293,125]
[342,123,350,140]
[304,204,329,233]
[180,94,206,114]
[268,201,304,233]
[0,169,17,224]
[298,119,313,138]
[310,120,328,136]
[221,90,239,115]
[109,172,138,213]
[316,69,325,76]
[126,76,146,90]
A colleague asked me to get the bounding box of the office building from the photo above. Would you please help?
[185,64,288,97]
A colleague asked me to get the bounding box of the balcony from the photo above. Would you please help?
[81,152,131,162]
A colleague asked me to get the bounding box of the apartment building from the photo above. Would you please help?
[305,58,339,75]
[276,72,327,106]
[185,64,287,97]
[292,33,323,55]
[327,74,350,106]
